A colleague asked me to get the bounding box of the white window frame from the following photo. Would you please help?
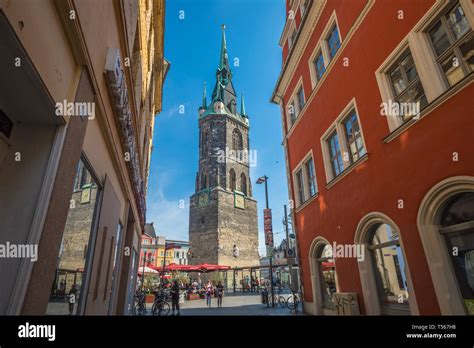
[308,41,327,89]
[286,77,306,129]
[307,11,343,89]
[423,0,474,88]
[292,149,318,208]
[300,0,311,18]
[294,168,306,207]
[322,11,343,64]
[320,98,367,183]
[376,0,474,133]
[288,21,298,50]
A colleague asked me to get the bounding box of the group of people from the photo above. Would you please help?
[241,276,260,292]
[135,278,226,315]
[203,280,225,308]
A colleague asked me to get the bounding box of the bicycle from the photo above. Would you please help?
[286,290,300,312]
[133,292,146,315]
[276,287,287,308]
[151,290,171,316]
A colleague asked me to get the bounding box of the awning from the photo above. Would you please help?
[138,266,159,274]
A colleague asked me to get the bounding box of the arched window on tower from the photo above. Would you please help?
[241,173,247,195]
[201,130,209,157]
[229,169,236,191]
[201,173,207,190]
[232,128,243,152]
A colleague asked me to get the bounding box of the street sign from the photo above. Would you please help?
[263,208,273,246]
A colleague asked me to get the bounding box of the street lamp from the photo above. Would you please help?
[141,251,152,293]
[256,175,275,308]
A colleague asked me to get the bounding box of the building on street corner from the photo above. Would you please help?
[0,0,167,315]
[272,0,474,315]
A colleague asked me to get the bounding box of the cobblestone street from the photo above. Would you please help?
[178,294,304,316]
[139,293,305,316]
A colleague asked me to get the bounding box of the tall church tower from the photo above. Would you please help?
[188,25,259,267]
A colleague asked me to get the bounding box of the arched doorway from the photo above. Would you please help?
[355,212,417,315]
[308,237,337,315]
[417,176,474,315]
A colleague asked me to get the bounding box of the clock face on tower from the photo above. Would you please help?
[198,191,209,207]
[214,101,224,114]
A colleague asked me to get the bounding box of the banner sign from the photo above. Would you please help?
[264,208,273,246]
[104,48,145,225]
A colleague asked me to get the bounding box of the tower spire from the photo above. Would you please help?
[219,24,229,71]
[241,92,246,117]
[201,81,207,109]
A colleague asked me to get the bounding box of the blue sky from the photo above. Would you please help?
[146,0,289,257]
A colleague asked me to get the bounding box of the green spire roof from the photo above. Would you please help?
[219,24,229,71]
[201,81,207,109]
[240,92,246,116]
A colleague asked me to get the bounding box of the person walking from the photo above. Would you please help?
[67,284,78,315]
[170,280,181,316]
[216,281,224,308]
[205,281,213,308]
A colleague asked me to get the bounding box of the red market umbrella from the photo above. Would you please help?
[198,263,230,272]
[165,263,191,271]
[321,261,335,270]
[149,264,202,272]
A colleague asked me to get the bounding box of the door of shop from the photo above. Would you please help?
[85,176,121,314]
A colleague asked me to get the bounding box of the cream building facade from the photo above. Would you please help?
[0,0,167,315]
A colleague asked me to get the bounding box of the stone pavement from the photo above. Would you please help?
[176,294,305,316]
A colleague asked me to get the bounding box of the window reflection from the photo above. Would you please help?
[317,244,337,309]
[46,158,99,315]
[370,224,410,314]
[440,192,474,315]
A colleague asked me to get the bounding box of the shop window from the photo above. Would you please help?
[368,224,410,314]
[46,157,100,315]
[439,192,474,315]
[316,244,337,309]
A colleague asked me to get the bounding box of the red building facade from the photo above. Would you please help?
[272,0,474,315]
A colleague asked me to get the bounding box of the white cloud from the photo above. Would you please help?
[146,171,190,241]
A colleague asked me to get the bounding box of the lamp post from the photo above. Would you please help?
[141,251,151,293]
[256,175,275,307]
[161,245,167,288]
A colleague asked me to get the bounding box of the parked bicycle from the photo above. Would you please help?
[133,291,146,315]
[286,290,300,312]
[151,289,170,316]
